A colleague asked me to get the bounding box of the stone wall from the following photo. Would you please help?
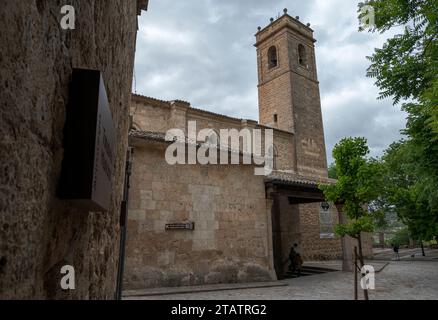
[274,196,301,274]
[131,94,296,172]
[0,1,144,299]
[124,140,274,289]
[257,72,295,133]
[291,74,328,177]
[298,203,343,260]
[131,97,171,133]
[287,29,328,177]
[271,131,296,171]
[272,197,343,275]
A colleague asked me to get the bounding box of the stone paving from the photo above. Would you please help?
[125,260,438,300]
[373,247,438,261]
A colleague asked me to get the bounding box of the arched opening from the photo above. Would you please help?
[268,46,278,69]
[298,44,307,67]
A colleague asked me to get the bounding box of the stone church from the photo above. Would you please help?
[123,11,370,289]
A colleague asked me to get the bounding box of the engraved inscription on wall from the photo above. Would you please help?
[302,138,320,157]
[319,202,334,239]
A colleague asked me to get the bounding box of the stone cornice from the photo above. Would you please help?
[137,0,149,15]
[255,13,315,48]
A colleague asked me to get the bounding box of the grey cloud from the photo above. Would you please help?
[135,0,406,165]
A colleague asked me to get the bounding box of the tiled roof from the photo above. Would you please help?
[188,106,245,123]
[131,94,294,135]
[265,171,335,187]
[132,93,246,122]
[129,130,166,142]
[132,94,170,107]
[130,130,202,147]
[129,130,264,160]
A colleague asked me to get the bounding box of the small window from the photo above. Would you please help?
[273,114,278,123]
[298,44,307,67]
[268,46,278,69]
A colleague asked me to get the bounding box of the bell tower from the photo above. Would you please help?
[255,9,328,177]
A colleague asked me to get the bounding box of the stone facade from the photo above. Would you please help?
[124,11,372,290]
[125,95,346,289]
[0,1,148,299]
[277,201,342,262]
[125,140,274,289]
[256,13,346,273]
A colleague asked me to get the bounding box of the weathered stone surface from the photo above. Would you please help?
[124,12,372,290]
[0,1,142,299]
[256,14,328,177]
[124,142,274,289]
[238,263,273,282]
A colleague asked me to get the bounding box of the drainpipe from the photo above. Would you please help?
[115,147,133,300]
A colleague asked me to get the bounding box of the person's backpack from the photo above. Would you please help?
[296,255,304,266]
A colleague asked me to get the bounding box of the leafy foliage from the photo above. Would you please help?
[380,140,438,241]
[389,227,411,246]
[357,0,438,241]
[320,137,383,240]
[334,215,375,239]
[358,0,437,105]
[328,162,338,179]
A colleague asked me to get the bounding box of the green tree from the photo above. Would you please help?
[320,137,383,299]
[359,0,437,105]
[328,162,338,179]
[358,0,438,240]
[380,140,438,243]
[390,227,411,246]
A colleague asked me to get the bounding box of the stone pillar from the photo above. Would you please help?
[335,204,353,272]
[265,188,277,280]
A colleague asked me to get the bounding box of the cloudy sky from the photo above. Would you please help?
[134,0,407,164]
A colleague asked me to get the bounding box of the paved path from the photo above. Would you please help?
[123,281,287,298]
[125,260,438,300]
[373,248,438,261]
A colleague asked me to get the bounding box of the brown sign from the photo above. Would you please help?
[165,222,195,231]
[58,68,115,212]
